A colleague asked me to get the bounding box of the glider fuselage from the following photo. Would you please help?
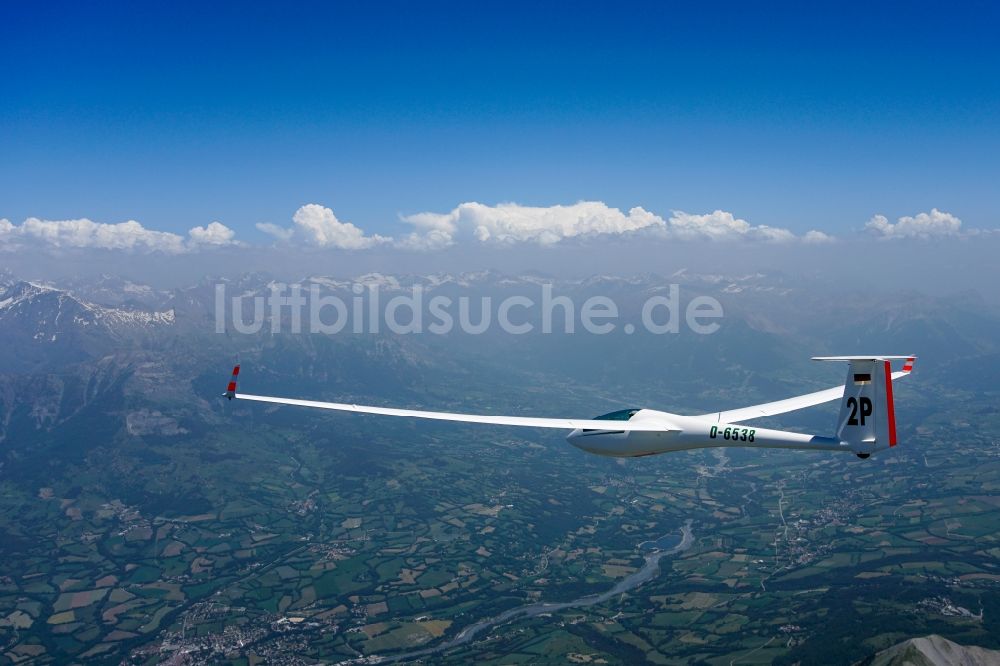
[565,410,845,457]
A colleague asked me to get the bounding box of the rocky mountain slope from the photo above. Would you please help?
[868,635,1000,666]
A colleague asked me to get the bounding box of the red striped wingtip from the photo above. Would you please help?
[225,365,240,399]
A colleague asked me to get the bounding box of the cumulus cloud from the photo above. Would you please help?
[666,210,799,242]
[399,201,665,247]
[0,217,238,253]
[258,204,392,249]
[393,209,462,250]
[865,208,963,239]
[9,217,187,253]
[293,204,391,249]
[188,221,239,246]
[666,210,747,240]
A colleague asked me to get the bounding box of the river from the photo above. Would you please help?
[364,518,695,663]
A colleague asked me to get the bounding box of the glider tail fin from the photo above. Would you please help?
[813,355,915,457]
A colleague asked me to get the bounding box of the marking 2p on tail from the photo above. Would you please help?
[812,355,916,458]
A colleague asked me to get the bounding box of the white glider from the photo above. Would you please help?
[225,356,915,459]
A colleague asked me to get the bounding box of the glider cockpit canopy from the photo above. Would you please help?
[593,409,641,421]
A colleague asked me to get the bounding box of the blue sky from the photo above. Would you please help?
[2,0,998,241]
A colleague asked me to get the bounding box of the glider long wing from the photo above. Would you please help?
[226,367,666,431]
[233,393,666,431]
[698,356,915,423]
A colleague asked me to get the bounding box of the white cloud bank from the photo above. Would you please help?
[398,201,831,248]
[866,208,965,239]
[3,204,990,255]
[398,201,662,249]
[257,204,391,249]
[667,209,803,242]
[0,217,239,253]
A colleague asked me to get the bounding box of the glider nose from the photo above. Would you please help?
[566,428,612,455]
[566,428,585,449]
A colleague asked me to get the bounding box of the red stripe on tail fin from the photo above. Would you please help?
[902,357,914,372]
[884,360,897,447]
[225,365,240,399]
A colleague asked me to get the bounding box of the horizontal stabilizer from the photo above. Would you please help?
[701,355,915,423]
[812,355,916,362]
